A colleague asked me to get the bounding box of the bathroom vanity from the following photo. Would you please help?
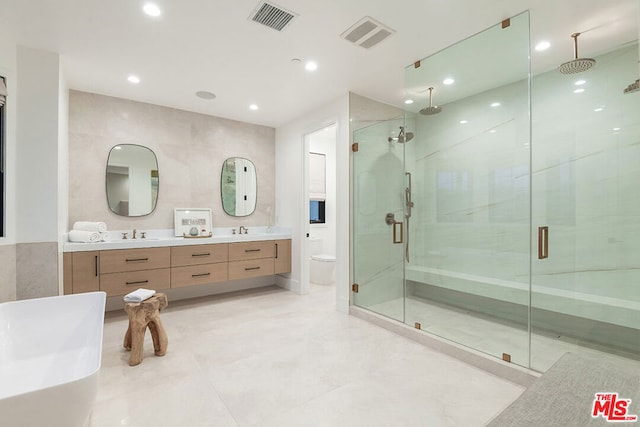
[63,232,291,297]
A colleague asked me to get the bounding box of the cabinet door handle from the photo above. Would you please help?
[538,226,549,259]
[191,253,211,257]
[95,255,99,277]
[126,257,149,262]
[245,249,261,253]
[125,279,149,286]
[275,243,278,258]
[245,267,261,271]
[192,272,211,278]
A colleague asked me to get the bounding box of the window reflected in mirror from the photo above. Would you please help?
[221,157,257,217]
[106,144,159,217]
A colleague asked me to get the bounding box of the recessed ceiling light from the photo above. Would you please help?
[491,102,501,107]
[535,41,551,51]
[573,88,585,94]
[127,75,140,84]
[143,3,162,17]
[196,91,216,100]
[443,78,455,85]
[404,99,414,105]
[291,58,301,64]
[594,107,604,112]
[249,104,259,111]
[459,120,468,124]
[574,80,586,86]
[305,61,318,72]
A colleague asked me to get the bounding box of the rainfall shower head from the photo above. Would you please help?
[388,126,414,143]
[420,87,442,115]
[558,33,596,74]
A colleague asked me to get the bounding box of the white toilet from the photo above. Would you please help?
[309,238,336,285]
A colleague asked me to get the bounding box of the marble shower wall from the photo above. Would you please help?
[68,91,275,231]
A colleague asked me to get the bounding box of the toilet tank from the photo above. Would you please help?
[309,238,323,256]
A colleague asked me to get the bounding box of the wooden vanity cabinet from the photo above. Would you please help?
[228,241,275,280]
[99,247,170,274]
[274,239,291,274]
[63,251,100,295]
[99,247,171,296]
[64,238,292,297]
[171,244,229,288]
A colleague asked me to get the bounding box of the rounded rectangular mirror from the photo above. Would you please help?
[221,157,256,217]
[106,144,159,216]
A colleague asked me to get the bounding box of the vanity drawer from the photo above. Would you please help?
[228,258,275,280]
[100,247,170,274]
[228,241,275,261]
[100,268,170,297]
[171,244,228,267]
[171,263,228,288]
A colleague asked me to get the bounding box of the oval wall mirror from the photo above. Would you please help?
[221,157,257,217]
[106,144,159,216]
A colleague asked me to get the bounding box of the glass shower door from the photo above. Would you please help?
[352,117,406,321]
[402,12,532,366]
[530,40,640,371]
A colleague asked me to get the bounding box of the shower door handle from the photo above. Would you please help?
[393,221,403,244]
[385,212,403,244]
[538,226,549,259]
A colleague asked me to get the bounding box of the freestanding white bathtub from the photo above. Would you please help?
[0,291,106,427]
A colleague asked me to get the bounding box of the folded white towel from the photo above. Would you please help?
[123,288,156,303]
[68,229,101,243]
[73,221,108,233]
[100,231,110,242]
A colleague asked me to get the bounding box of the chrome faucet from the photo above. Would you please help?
[132,229,137,239]
[239,226,248,235]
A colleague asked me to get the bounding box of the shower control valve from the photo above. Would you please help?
[385,213,396,225]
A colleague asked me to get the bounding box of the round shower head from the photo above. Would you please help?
[400,132,414,143]
[420,106,442,115]
[558,58,596,74]
[420,87,442,115]
[388,127,414,143]
[558,33,596,74]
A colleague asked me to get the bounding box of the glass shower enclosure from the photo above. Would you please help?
[352,11,640,372]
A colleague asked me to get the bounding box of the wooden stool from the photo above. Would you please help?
[123,293,168,366]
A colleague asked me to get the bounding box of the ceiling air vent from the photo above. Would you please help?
[250,1,297,32]
[341,16,395,49]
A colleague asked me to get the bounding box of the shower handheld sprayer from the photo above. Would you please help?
[405,172,413,219]
[405,172,413,262]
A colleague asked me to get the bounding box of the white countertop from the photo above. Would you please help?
[63,227,292,252]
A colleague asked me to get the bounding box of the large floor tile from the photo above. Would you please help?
[90,284,524,426]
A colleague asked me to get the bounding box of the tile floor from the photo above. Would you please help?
[90,284,525,427]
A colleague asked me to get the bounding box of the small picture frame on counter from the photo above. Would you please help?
[174,208,213,237]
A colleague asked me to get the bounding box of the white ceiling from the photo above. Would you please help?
[1,0,638,127]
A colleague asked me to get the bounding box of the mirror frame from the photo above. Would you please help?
[105,143,159,217]
[221,157,257,217]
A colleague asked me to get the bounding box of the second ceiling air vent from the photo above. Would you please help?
[249,1,297,32]
[341,16,395,49]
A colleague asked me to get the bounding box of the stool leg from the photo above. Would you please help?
[128,322,147,366]
[123,325,132,350]
[148,315,168,356]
